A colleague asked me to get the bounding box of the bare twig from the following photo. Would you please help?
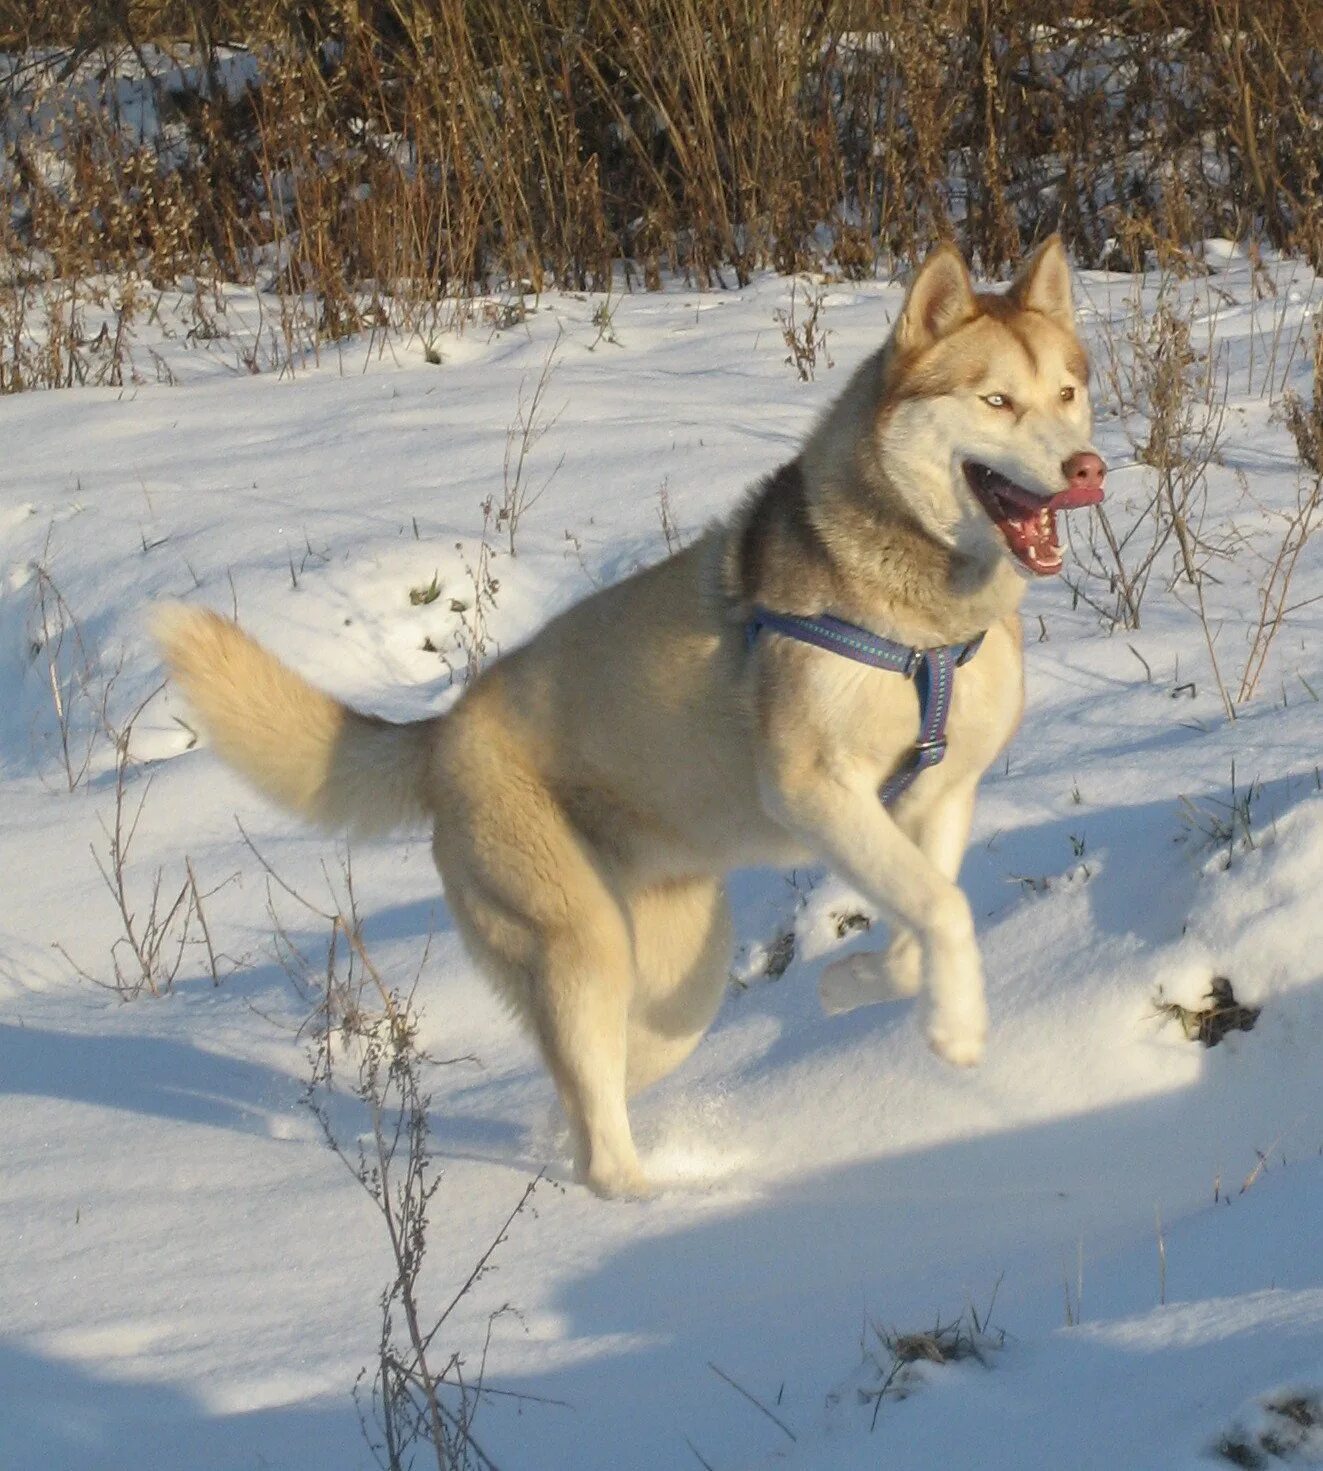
[57,697,230,997]
[1238,329,1323,703]
[774,278,832,383]
[498,328,564,556]
[248,836,542,1471]
[708,1362,797,1444]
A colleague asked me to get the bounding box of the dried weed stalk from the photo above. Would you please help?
[775,278,832,383]
[29,554,120,791]
[497,330,565,556]
[657,479,686,555]
[244,835,548,1471]
[1177,760,1262,870]
[1238,323,1323,703]
[441,501,501,687]
[5,3,1322,380]
[1075,284,1239,715]
[57,702,230,997]
[1082,288,1233,631]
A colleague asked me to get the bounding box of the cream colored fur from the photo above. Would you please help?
[156,237,1101,1197]
[154,605,432,834]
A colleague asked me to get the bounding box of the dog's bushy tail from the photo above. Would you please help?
[154,605,434,835]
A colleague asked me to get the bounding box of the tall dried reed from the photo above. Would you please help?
[3,0,1318,354]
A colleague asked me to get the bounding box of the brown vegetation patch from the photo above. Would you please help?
[1156,975,1262,1047]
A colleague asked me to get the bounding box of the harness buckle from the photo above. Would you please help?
[747,604,984,807]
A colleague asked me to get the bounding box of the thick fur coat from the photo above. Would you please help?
[157,237,1105,1196]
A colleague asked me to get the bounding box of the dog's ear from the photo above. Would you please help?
[896,244,977,351]
[1011,235,1074,328]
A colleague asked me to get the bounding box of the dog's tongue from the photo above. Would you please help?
[1045,483,1106,512]
[997,479,1105,515]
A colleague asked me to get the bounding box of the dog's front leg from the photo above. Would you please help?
[820,776,978,1016]
[766,762,987,1065]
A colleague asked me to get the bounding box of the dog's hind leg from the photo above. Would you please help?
[530,917,648,1197]
[625,878,733,1095]
[431,793,649,1198]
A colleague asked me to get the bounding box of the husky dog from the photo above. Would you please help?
[157,237,1105,1197]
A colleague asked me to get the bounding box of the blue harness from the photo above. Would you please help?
[746,607,985,807]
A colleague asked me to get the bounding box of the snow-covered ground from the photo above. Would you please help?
[3,251,1322,1470]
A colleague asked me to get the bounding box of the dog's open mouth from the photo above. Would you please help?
[963,462,1104,575]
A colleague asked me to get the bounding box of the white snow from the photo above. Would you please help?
[3,255,1322,1470]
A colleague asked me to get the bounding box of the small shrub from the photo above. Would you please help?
[775,278,832,383]
[1155,976,1261,1047]
[248,838,546,1471]
[57,706,230,997]
[410,573,442,607]
[851,1287,1006,1432]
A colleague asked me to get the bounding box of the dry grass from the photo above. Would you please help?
[854,1286,1006,1431]
[1239,322,1323,702]
[1177,760,1262,868]
[775,277,832,382]
[1074,280,1234,635]
[246,837,549,1470]
[7,5,1322,714]
[2,1,1320,380]
[1069,286,1321,717]
[1217,1391,1323,1468]
[56,702,232,998]
[28,553,121,791]
[1155,975,1262,1047]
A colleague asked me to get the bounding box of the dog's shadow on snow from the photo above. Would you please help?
[416,776,1314,1176]
[8,779,1306,1163]
[474,971,1323,1471]
[10,791,1320,1470]
[428,781,1323,1467]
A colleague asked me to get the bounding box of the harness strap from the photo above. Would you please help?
[746,606,984,808]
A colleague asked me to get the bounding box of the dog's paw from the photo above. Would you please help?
[819,937,922,1016]
[883,933,924,998]
[924,995,988,1068]
[927,1025,985,1068]
[584,1164,657,1201]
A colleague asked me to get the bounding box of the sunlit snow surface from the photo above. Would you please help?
[3,251,1322,1469]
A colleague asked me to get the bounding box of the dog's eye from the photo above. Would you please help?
[1060,386,1076,403]
[982,393,1014,411]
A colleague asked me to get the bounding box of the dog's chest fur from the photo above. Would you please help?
[726,448,1026,820]
[756,610,1023,823]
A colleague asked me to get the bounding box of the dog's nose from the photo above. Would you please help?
[1062,451,1106,494]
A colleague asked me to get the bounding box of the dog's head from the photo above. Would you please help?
[874,236,1104,576]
